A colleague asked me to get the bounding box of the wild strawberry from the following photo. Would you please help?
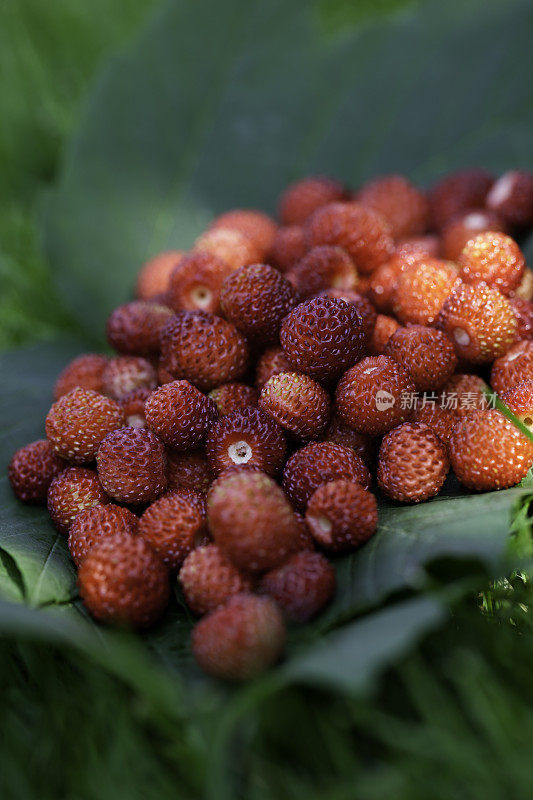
[259,551,336,622]
[160,311,249,392]
[384,325,457,391]
[458,232,525,295]
[486,170,533,228]
[282,441,371,512]
[135,250,184,300]
[369,314,401,355]
[167,251,233,315]
[437,283,517,363]
[288,245,357,298]
[220,263,298,345]
[191,593,285,680]
[443,373,487,417]
[206,407,286,477]
[68,504,139,566]
[412,401,457,446]
[377,422,449,502]
[510,297,533,342]
[254,346,293,391]
[306,202,394,274]
[490,341,533,394]
[119,386,151,428]
[166,450,212,495]
[500,380,533,431]
[48,467,109,534]
[294,512,315,551]
[54,354,108,400]
[208,382,258,416]
[395,235,440,259]
[335,355,415,435]
[392,259,461,326]
[193,227,262,271]
[208,209,278,255]
[320,289,377,343]
[102,356,157,400]
[96,427,166,504]
[280,296,366,383]
[429,168,494,229]
[138,489,206,571]
[357,174,429,238]
[366,254,419,314]
[268,225,307,271]
[178,544,252,615]
[78,533,170,629]
[441,209,506,262]
[106,301,173,356]
[321,415,376,467]
[9,440,65,504]
[145,380,218,450]
[45,388,124,464]
[207,471,301,572]
[512,267,533,301]
[278,176,346,226]
[449,410,533,490]
[259,372,330,439]
[305,480,378,552]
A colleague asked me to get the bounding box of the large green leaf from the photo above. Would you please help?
[44,0,533,336]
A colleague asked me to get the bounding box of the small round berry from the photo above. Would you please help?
[395,235,440,259]
[160,311,249,392]
[306,202,394,274]
[193,227,262,271]
[412,402,457,446]
[208,209,278,255]
[45,388,125,464]
[282,441,371,512]
[429,168,494,230]
[255,346,293,391]
[437,283,517,364]
[288,245,357,298]
[369,314,401,355]
[377,422,449,503]
[102,356,157,401]
[9,440,65,504]
[68,504,139,566]
[500,380,533,431]
[145,380,218,450]
[510,298,533,342]
[208,471,301,573]
[490,341,533,394]
[259,551,336,622]
[166,450,212,495]
[78,533,170,629]
[357,174,429,238]
[449,410,533,490]
[167,251,233,314]
[207,407,286,477]
[458,232,525,295]
[54,354,108,400]
[443,373,488,417]
[335,356,415,435]
[367,256,412,314]
[179,544,252,616]
[486,170,533,228]
[268,225,307,271]
[392,259,461,326]
[280,296,366,383]
[305,480,378,552]
[220,263,298,345]
[441,209,506,262]
[384,325,457,391]
[512,267,533,301]
[136,250,184,300]
[106,301,173,356]
[191,593,285,681]
[97,427,167,504]
[48,467,109,534]
[321,415,376,467]
[259,372,330,439]
[209,382,258,416]
[138,489,206,571]
[278,176,346,226]
[320,289,377,343]
[119,386,151,428]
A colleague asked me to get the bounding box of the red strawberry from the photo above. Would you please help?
[119,386,151,428]
[97,427,167,504]
[259,371,330,439]
[377,422,449,503]
[429,168,494,229]
[384,325,457,391]
[320,289,377,343]
[166,450,212,495]
[167,251,233,315]
[47,467,109,534]
[369,314,401,355]
[288,245,357,298]
[208,382,258,416]
[486,170,533,228]
[357,174,429,238]
[321,415,376,467]
[441,209,506,262]
[412,402,457,446]
[490,341,533,394]
[255,346,293,391]
[68,504,138,566]
[138,489,206,571]
[106,301,173,356]
[145,380,218,450]
[392,259,461,326]
[458,231,525,295]
[305,480,378,552]
[268,225,307,272]
[9,440,65,504]
[500,380,533,431]
[208,209,278,256]
[178,544,252,615]
[278,176,346,226]
[259,551,336,622]
[206,407,286,477]
[102,356,157,400]
[54,353,108,400]
[135,250,184,300]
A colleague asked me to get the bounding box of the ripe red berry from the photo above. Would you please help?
[135,250,184,300]
[54,354,108,400]
[259,372,330,439]
[106,301,173,356]
[47,467,109,534]
[369,314,401,355]
[510,297,533,342]
[429,168,494,229]
[191,593,285,680]
[206,407,286,477]
[97,427,167,504]
[208,209,278,256]
[486,170,533,228]
[145,380,218,450]
[512,267,533,301]
[306,202,394,274]
[305,480,378,552]
[335,355,415,435]
[282,441,371,512]
[320,289,377,343]
[441,209,506,262]
[194,227,263,271]
[207,471,301,572]
[220,263,298,345]
[166,450,212,495]
[395,235,440,259]
[68,504,139,566]
[378,422,449,503]
[490,341,533,394]
[437,283,517,363]
[254,346,293,391]
[392,259,461,326]
[413,401,457,446]
[449,410,533,490]
[321,415,376,467]
[384,325,457,391]
[357,174,429,238]
[78,533,170,629]
[45,388,125,464]
[160,311,249,392]
[443,373,488,417]
[178,544,252,615]
[500,380,533,430]
[280,296,366,383]
[458,232,525,295]
[138,489,206,571]
[288,245,357,298]
[208,382,258,416]
[9,440,65,504]
[119,386,151,428]
[278,176,346,226]
[167,251,233,315]
[259,551,336,622]
[268,225,307,271]
[102,356,157,400]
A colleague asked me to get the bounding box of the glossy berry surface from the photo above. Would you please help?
[377,422,449,503]
[9,440,65,504]
[306,480,378,553]
[384,325,457,391]
[458,231,525,295]
[166,450,212,495]
[206,407,286,477]
[47,467,109,534]
[97,427,167,504]
[412,402,457,446]
[357,174,429,238]
[490,341,533,394]
[167,251,232,315]
[392,259,460,326]
[138,489,206,571]
[179,544,252,616]
[145,380,218,450]
[68,504,139,566]
[208,382,258,416]
[259,551,336,622]
[259,372,330,439]
[486,170,533,228]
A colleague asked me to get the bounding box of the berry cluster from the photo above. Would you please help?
[9,168,533,681]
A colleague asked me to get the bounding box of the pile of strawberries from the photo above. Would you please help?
[8,168,533,680]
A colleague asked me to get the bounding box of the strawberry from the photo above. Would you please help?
[490,341,533,394]
[206,407,286,477]
[208,382,258,416]
[193,227,263,271]
[500,380,533,431]
[119,386,151,428]
[166,450,212,495]
[167,251,233,315]
[102,356,157,400]
[356,174,429,238]
[510,297,533,342]
[392,259,461,326]
[429,168,494,229]
[288,245,357,298]
[441,209,506,262]
[305,480,378,553]
[135,250,184,300]
[138,489,206,571]
[319,289,377,344]
[259,371,330,439]
[377,422,449,503]
[412,402,457,446]
[278,176,346,226]
[442,373,488,417]
[145,380,218,450]
[47,467,109,534]
[268,225,307,272]
[321,415,376,467]
[208,209,278,255]
[254,346,293,391]
[259,551,336,622]
[96,427,167,504]
[486,170,533,228]
[369,314,400,355]
[9,440,65,504]
[458,231,525,295]
[106,301,173,356]
[68,504,138,566]
[178,544,252,615]
[384,325,457,391]
[54,354,108,400]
